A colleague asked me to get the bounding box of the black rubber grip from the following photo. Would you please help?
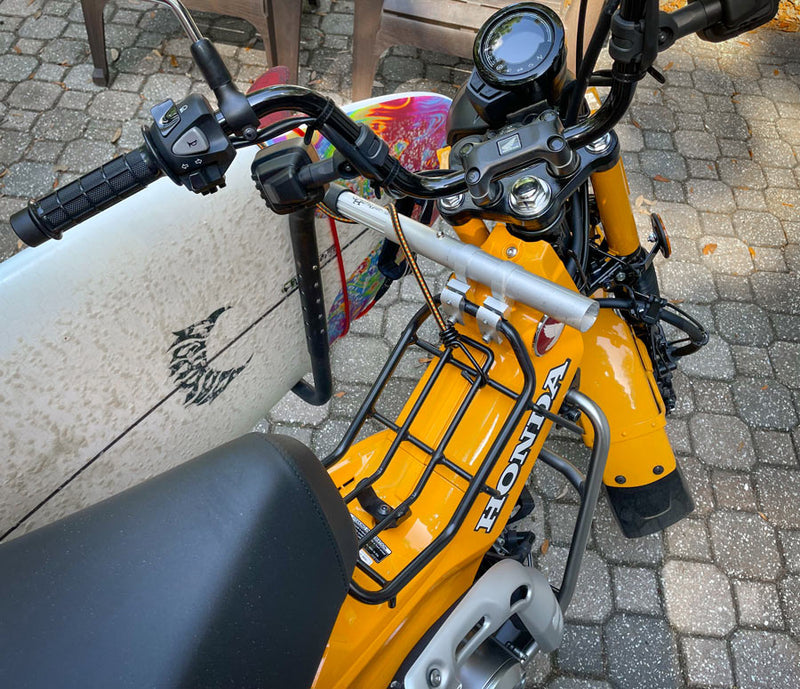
[10,146,162,247]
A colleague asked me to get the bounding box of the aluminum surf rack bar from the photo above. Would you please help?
[324,186,600,333]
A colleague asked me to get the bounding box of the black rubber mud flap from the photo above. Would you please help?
[606,461,695,538]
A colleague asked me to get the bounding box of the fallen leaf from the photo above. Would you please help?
[653,174,670,183]
[631,118,641,129]
[540,539,550,555]
[170,54,178,68]
[738,40,751,47]
[334,391,346,398]
[758,512,769,521]
[669,298,685,305]
[13,44,21,54]
[110,48,120,62]
[54,81,67,90]
[52,178,59,189]
[737,440,745,451]
[782,202,795,208]
[33,9,41,19]
[111,127,122,143]
[761,384,769,391]
[749,247,756,259]
[418,357,433,364]
[17,239,24,250]
[702,243,718,256]
[152,48,162,58]
[774,69,781,76]
[664,61,674,71]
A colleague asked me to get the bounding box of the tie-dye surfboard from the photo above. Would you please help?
[265,92,452,342]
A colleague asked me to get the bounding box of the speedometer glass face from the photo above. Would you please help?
[483,12,554,78]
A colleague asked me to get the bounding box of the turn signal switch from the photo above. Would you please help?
[143,94,235,195]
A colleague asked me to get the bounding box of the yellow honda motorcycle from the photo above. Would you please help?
[0,0,779,687]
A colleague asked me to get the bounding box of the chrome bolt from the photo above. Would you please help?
[428,668,442,687]
[439,193,465,212]
[586,132,614,155]
[615,271,627,282]
[509,176,551,219]
[506,246,518,258]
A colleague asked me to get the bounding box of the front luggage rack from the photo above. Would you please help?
[323,298,539,605]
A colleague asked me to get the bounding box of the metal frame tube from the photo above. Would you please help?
[148,0,203,42]
[554,389,610,611]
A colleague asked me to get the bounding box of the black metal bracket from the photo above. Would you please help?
[288,206,333,406]
[325,298,537,605]
[609,0,660,82]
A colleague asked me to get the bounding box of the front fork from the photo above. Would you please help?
[584,159,695,537]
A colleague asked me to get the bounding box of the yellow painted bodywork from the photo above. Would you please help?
[315,227,583,688]
[585,158,677,487]
[591,160,640,256]
[577,308,676,487]
[315,158,675,687]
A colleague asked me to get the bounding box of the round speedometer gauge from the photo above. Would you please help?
[474,3,565,89]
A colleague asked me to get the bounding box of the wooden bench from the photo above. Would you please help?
[80,0,302,86]
[352,0,565,101]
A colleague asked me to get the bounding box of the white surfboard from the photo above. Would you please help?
[0,92,453,540]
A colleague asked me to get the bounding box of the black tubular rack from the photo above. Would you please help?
[323,298,545,605]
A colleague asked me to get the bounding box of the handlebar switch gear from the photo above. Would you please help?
[251,140,326,215]
[144,94,235,196]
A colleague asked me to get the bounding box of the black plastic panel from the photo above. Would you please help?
[606,462,695,538]
[697,0,779,41]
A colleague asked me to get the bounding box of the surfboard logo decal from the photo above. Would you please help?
[168,307,252,406]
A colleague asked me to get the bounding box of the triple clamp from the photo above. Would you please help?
[477,296,511,344]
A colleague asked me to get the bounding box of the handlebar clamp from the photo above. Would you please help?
[609,0,660,82]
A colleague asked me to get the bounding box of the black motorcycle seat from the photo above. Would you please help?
[0,433,357,689]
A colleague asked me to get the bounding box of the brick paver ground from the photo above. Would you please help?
[1,1,799,687]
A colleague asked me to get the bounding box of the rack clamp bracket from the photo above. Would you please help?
[477,296,511,344]
[440,277,471,325]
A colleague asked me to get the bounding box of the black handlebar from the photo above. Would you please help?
[9,73,633,247]
[232,84,470,200]
[10,146,162,247]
